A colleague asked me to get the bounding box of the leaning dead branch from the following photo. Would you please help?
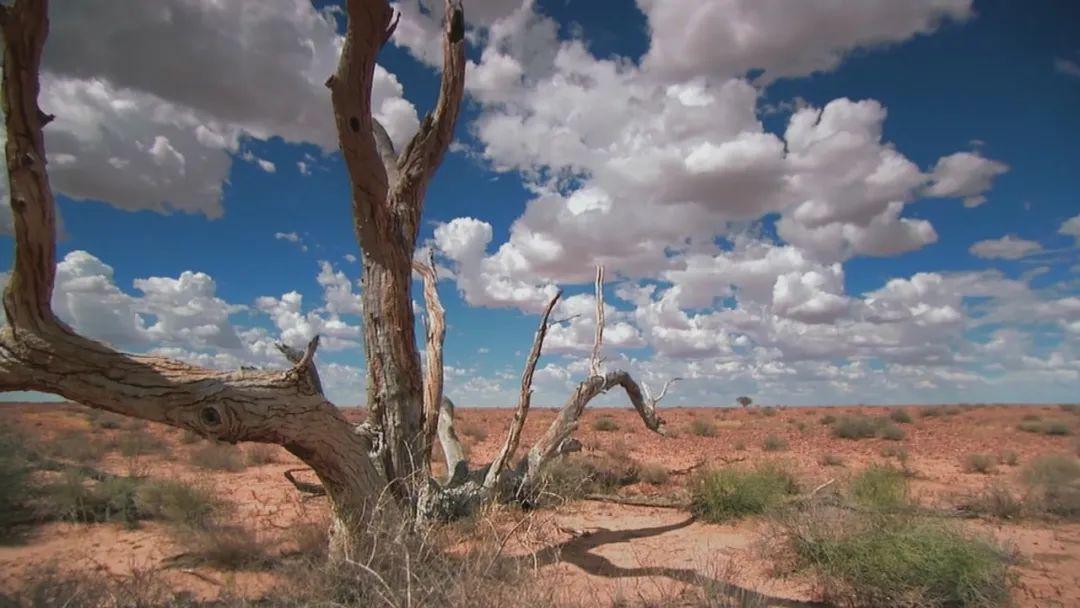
[414,254,446,477]
[483,290,562,491]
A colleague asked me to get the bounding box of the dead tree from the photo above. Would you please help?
[0,0,675,541]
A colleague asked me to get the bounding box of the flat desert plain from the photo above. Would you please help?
[1,402,1078,607]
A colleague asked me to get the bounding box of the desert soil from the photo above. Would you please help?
[1,402,1078,607]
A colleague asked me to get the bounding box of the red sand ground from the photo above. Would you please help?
[2,402,1078,606]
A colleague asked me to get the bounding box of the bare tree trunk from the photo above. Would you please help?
[328,0,465,504]
[414,257,445,479]
[0,0,392,557]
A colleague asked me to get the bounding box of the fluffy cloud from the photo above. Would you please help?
[25,0,418,219]
[925,152,1010,207]
[969,235,1044,260]
[1059,214,1080,243]
[637,0,972,82]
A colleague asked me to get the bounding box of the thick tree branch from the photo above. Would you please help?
[0,0,393,551]
[413,255,445,475]
[276,337,324,395]
[483,290,562,490]
[395,0,466,216]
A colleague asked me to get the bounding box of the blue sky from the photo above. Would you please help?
[2,0,1078,406]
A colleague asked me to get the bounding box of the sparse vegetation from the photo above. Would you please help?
[819,452,843,467]
[879,422,906,441]
[135,479,222,530]
[39,471,144,527]
[919,406,943,417]
[963,453,996,475]
[1018,419,1071,435]
[998,450,1019,466]
[761,434,788,452]
[888,409,913,424]
[689,418,717,437]
[958,484,1023,520]
[245,444,280,466]
[591,416,619,432]
[831,415,879,440]
[1020,454,1080,519]
[691,464,798,522]
[190,442,245,472]
[850,465,908,510]
[538,453,639,500]
[639,463,669,486]
[118,430,165,458]
[776,508,1013,608]
[459,422,488,442]
[760,406,777,417]
[0,430,33,534]
[819,413,837,425]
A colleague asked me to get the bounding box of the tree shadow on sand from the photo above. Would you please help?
[516,515,828,607]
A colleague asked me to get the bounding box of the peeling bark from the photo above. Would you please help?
[0,0,390,557]
[329,0,466,502]
[414,256,445,478]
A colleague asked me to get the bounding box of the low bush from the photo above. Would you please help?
[879,422,906,441]
[690,464,798,522]
[919,406,943,418]
[44,431,108,463]
[190,442,245,472]
[639,463,669,486]
[39,472,143,527]
[135,479,222,529]
[689,419,718,437]
[819,452,843,467]
[998,450,1019,466]
[1018,419,1071,435]
[777,508,1013,608]
[1021,454,1080,519]
[761,434,788,452]
[958,484,1023,520]
[963,453,996,475]
[118,431,165,458]
[850,465,908,510]
[819,414,837,425]
[538,453,639,500]
[888,409,913,424]
[0,430,34,534]
[831,415,879,440]
[591,416,619,432]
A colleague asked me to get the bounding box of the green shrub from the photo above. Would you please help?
[942,405,963,416]
[591,416,619,432]
[1042,421,1071,436]
[963,453,996,474]
[879,422,906,441]
[888,409,913,424]
[819,414,837,425]
[761,406,777,417]
[0,430,34,533]
[1021,454,1080,519]
[689,419,717,437]
[135,479,222,529]
[831,416,878,440]
[1018,419,1071,435]
[690,464,798,522]
[118,431,165,458]
[850,465,908,510]
[781,511,1012,608]
[40,472,143,527]
[190,442,245,472]
[1021,413,1042,422]
[919,406,943,418]
[183,525,270,570]
[762,434,788,452]
[45,431,108,463]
